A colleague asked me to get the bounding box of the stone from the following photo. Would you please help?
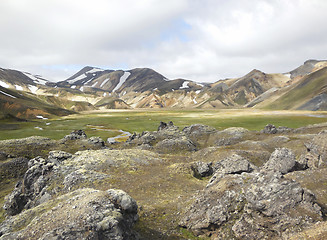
[63,130,87,140]
[191,161,213,178]
[127,122,196,152]
[263,148,296,174]
[214,127,249,146]
[213,154,252,174]
[261,124,277,134]
[155,137,196,153]
[261,124,292,134]
[48,150,72,164]
[88,136,105,147]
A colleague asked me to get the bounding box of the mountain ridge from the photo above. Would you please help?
[1,59,327,119]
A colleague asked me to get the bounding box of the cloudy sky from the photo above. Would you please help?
[1,0,327,82]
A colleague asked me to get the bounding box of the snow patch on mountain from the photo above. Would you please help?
[0,90,16,98]
[100,78,110,88]
[28,85,38,94]
[71,85,76,89]
[92,82,98,88]
[112,72,131,92]
[0,80,9,88]
[15,85,23,91]
[180,81,190,89]
[23,72,47,85]
[87,67,104,74]
[284,73,291,78]
[68,74,86,83]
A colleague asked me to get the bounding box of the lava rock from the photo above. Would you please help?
[64,130,87,140]
[262,124,277,134]
[0,188,139,240]
[180,171,322,239]
[303,131,327,169]
[263,148,296,174]
[3,157,55,215]
[191,161,213,178]
[88,136,105,147]
[48,150,72,164]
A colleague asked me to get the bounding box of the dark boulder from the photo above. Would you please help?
[88,136,105,147]
[191,161,213,178]
[261,124,293,134]
[64,130,87,140]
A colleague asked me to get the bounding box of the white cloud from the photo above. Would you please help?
[0,0,327,82]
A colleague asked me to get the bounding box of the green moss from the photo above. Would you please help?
[0,179,17,223]
[178,227,210,239]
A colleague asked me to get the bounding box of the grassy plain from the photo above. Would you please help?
[1,109,327,140]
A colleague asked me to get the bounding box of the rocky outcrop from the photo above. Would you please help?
[181,148,324,239]
[214,127,249,146]
[303,131,327,169]
[3,157,55,216]
[183,124,217,147]
[63,129,87,140]
[180,170,322,239]
[1,147,161,239]
[261,124,293,134]
[88,136,105,147]
[126,121,197,153]
[263,148,297,174]
[0,188,139,240]
[191,161,213,178]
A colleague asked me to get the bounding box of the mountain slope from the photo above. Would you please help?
[58,67,204,94]
[1,59,327,113]
[0,86,73,119]
[0,68,51,94]
[263,66,327,110]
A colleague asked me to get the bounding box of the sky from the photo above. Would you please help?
[1,0,327,82]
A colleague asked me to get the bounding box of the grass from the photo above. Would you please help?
[0,109,327,140]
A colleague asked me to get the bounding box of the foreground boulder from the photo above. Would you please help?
[0,188,139,240]
[180,170,322,239]
[263,148,296,174]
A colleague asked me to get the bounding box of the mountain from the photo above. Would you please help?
[58,66,204,94]
[1,59,327,119]
[0,86,73,120]
[262,66,327,110]
[0,68,50,94]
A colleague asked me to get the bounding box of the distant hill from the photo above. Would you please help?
[0,59,327,118]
